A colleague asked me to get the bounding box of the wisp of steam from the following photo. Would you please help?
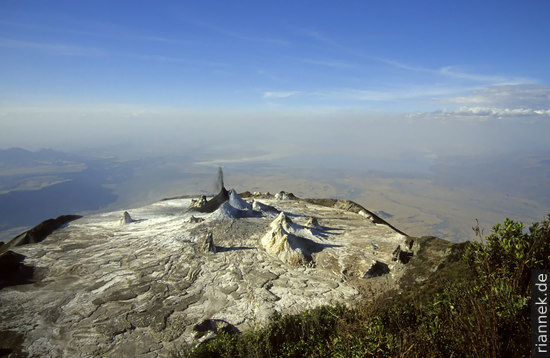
[215,166,224,192]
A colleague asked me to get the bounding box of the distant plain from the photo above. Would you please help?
[1,148,548,243]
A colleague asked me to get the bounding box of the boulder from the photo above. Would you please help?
[363,261,390,278]
[187,216,205,224]
[193,319,239,339]
[392,245,413,264]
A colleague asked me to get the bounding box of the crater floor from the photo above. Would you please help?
[0,193,410,357]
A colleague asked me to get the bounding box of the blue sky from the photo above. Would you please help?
[1,0,550,160]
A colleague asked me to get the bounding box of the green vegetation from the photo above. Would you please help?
[180,214,550,357]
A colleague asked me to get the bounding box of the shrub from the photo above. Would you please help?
[462,214,550,356]
[189,305,350,358]
[182,214,550,357]
[465,214,550,292]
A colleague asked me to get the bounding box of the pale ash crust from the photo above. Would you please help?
[0,191,453,357]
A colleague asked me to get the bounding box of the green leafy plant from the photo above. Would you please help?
[178,213,550,358]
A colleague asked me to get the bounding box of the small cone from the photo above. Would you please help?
[202,232,216,253]
[119,211,134,225]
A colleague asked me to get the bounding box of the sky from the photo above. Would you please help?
[1,0,550,162]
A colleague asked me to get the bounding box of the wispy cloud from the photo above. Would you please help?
[0,36,223,66]
[436,85,550,108]
[0,38,105,57]
[308,85,466,103]
[262,84,476,105]
[0,19,58,33]
[409,107,550,121]
[129,53,191,63]
[135,35,185,44]
[260,84,550,117]
[409,85,550,121]
[293,27,534,88]
[263,91,301,99]
[300,58,354,69]
[257,69,288,83]
[310,88,397,102]
[437,66,532,84]
[374,57,531,85]
[193,20,289,46]
[130,53,228,67]
[0,18,191,47]
[294,28,337,46]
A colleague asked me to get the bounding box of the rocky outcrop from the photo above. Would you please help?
[392,244,413,264]
[275,191,298,200]
[5,214,82,249]
[0,251,34,289]
[196,187,229,213]
[190,195,207,210]
[303,198,407,235]
[363,261,390,278]
[240,191,275,200]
